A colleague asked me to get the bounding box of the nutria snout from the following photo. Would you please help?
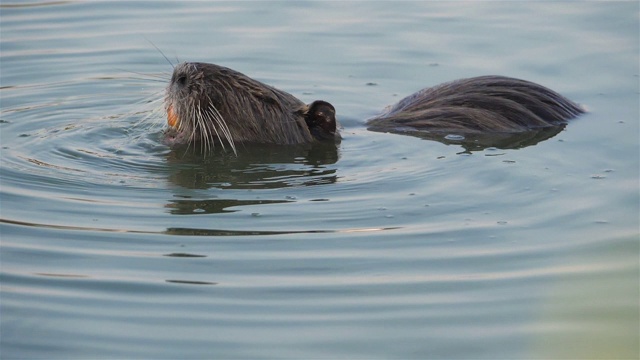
[163,62,583,151]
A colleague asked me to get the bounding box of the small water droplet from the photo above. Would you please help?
[285,195,297,200]
[385,214,394,218]
[444,134,465,141]
[497,221,508,225]
[591,174,606,179]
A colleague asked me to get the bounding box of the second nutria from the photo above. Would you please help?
[163,62,583,151]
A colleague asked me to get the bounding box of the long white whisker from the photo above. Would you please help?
[197,103,209,154]
[205,107,226,153]
[203,104,216,154]
[211,105,236,156]
[184,103,198,154]
[202,94,230,155]
[198,102,212,153]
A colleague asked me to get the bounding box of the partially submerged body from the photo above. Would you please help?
[164,62,338,153]
[366,75,583,135]
[163,62,583,151]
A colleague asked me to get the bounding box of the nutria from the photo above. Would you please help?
[164,62,337,153]
[163,62,583,151]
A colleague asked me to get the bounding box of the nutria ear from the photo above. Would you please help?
[304,100,337,140]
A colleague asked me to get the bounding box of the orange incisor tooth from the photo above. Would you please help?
[167,105,178,127]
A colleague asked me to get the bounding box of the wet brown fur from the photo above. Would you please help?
[367,76,584,134]
[164,62,337,151]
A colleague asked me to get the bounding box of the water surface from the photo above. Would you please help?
[1,1,638,359]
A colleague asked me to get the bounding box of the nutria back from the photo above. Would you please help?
[367,75,584,135]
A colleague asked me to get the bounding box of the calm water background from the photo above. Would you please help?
[1,1,638,359]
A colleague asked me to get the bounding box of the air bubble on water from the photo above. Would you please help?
[444,134,465,141]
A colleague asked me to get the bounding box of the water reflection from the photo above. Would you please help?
[165,141,340,190]
[165,280,217,285]
[165,198,293,215]
[369,124,566,152]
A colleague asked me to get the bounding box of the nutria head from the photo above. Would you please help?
[164,62,338,152]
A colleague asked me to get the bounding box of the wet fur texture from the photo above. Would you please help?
[164,62,337,152]
[367,76,584,134]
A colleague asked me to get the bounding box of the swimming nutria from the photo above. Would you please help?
[164,62,337,153]
[164,62,583,151]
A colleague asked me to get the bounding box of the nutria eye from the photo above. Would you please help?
[176,75,187,87]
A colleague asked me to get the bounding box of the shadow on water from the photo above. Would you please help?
[158,140,348,235]
[164,140,341,190]
[372,124,566,153]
